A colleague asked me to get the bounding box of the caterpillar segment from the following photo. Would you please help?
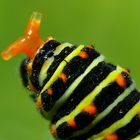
[1,12,140,140]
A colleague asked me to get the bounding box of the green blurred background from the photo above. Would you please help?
[0,0,140,140]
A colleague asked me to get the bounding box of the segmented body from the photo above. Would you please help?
[20,39,140,140]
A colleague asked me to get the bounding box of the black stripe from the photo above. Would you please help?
[42,46,76,87]
[69,72,132,132]
[129,130,140,140]
[72,89,140,140]
[30,40,61,91]
[41,78,65,111]
[94,71,132,113]
[20,58,29,87]
[74,82,126,131]
[93,89,140,134]
[56,122,74,139]
[115,93,140,140]
[94,82,126,113]
[116,115,140,140]
[52,62,116,124]
[74,112,94,130]
[41,48,100,112]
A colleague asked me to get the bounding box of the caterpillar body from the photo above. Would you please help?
[2,12,140,140]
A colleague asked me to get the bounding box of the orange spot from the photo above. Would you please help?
[137,112,140,120]
[68,118,77,129]
[79,51,89,59]
[116,74,126,88]
[122,68,130,75]
[59,73,68,83]
[27,82,37,92]
[50,125,56,136]
[27,61,33,75]
[83,105,97,116]
[36,98,42,110]
[47,88,53,95]
[46,36,54,42]
[105,134,119,140]
[86,45,94,49]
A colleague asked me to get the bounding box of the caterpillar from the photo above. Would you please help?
[1,12,140,140]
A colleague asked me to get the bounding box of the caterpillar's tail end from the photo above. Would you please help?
[1,12,45,61]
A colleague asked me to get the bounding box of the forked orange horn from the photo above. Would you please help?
[1,12,45,60]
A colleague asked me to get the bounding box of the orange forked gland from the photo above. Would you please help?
[1,12,45,61]
[83,105,97,116]
[116,74,126,88]
[105,133,119,140]
[78,51,89,59]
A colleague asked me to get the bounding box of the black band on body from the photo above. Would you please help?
[42,46,75,87]
[116,115,140,140]
[41,48,100,112]
[30,40,61,91]
[52,62,116,124]
[20,58,30,87]
[94,79,131,113]
[72,89,140,140]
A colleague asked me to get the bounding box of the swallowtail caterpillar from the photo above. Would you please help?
[1,12,140,140]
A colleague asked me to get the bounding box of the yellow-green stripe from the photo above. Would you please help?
[131,133,140,140]
[56,66,123,127]
[41,44,84,93]
[91,100,140,140]
[39,43,73,86]
[46,55,105,118]
[72,83,135,137]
